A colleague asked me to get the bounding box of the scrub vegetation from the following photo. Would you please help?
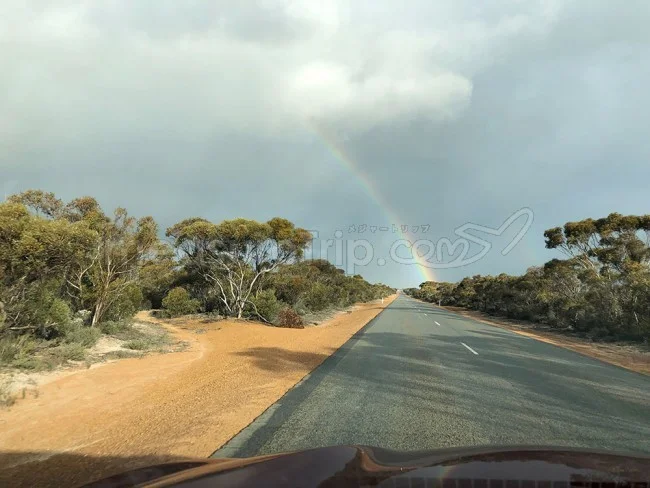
[0,190,393,372]
[406,213,650,343]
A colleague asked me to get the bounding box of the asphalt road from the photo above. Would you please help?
[216,294,650,457]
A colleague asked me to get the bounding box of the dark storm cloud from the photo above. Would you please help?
[2,1,650,287]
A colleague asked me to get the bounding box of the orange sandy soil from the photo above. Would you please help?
[440,305,650,376]
[0,295,396,487]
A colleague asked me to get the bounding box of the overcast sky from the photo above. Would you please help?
[2,1,650,288]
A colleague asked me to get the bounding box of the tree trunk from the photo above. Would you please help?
[91,291,108,326]
[91,307,101,326]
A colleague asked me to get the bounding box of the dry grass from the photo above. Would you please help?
[440,305,650,376]
[0,320,176,375]
[0,378,16,408]
[0,319,180,418]
[301,306,351,325]
[0,295,396,487]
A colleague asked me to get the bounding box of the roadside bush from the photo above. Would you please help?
[277,307,304,328]
[271,274,310,306]
[47,298,72,328]
[162,287,200,317]
[61,323,101,347]
[3,279,68,339]
[0,336,38,367]
[303,282,333,312]
[10,355,44,370]
[585,326,613,342]
[103,284,144,322]
[52,343,86,362]
[291,298,308,316]
[249,289,282,323]
[99,320,131,335]
[120,326,169,351]
[124,339,148,350]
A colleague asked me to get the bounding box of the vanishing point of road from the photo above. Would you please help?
[216,295,650,457]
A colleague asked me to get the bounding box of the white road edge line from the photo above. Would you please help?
[461,342,479,355]
[434,321,441,326]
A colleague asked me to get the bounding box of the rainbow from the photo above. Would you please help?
[308,120,437,285]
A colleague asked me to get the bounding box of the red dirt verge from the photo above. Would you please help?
[0,295,397,487]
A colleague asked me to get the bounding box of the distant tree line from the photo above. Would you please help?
[0,190,393,362]
[405,213,650,342]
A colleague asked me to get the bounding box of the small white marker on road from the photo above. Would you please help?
[434,321,441,326]
[461,342,479,355]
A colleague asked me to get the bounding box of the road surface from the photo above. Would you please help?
[216,295,650,457]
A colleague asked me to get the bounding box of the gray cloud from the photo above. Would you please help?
[2,0,650,287]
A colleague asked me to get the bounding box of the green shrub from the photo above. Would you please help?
[99,320,131,335]
[103,283,144,322]
[47,299,72,328]
[303,282,333,312]
[61,324,101,347]
[0,336,38,367]
[162,287,200,317]
[586,326,612,341]
[122,329,169,351]
[277,307,304,328]
[10,355,44,370]
[52,343,86,362]
[249,289,281,323]
[107,324,149,343]
[124,339,148,350]
[104,350,141,360]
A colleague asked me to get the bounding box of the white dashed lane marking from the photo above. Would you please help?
[461,342,479,355]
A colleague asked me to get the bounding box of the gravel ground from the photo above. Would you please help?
[0,296,396,487]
